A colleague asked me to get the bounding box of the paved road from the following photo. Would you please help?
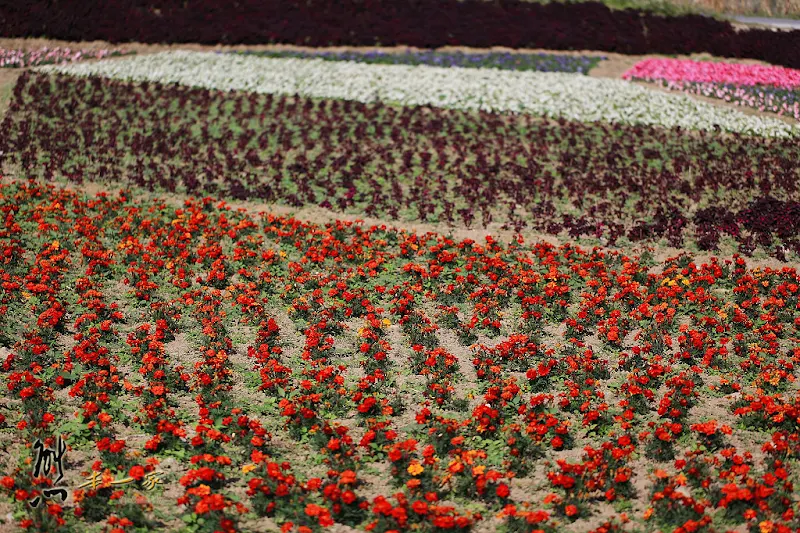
[732,15,800,29]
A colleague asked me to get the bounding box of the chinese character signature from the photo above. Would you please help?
[28,436,68,508]
[77,470,164,491]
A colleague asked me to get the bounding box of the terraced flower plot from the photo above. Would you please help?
[4,56,800,259]
[624,58,800,121]
[38,51,798,136]
[228,49,606,74]
[0,47,131,68]
[1,22,800,533]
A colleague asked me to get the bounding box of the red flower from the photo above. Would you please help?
[565,504,579,517]
[129,465,145,480]
[496,483,510,498]
[19,387,35,399]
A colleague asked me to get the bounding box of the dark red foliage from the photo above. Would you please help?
[5,72,800,258]
[1,0,799,67]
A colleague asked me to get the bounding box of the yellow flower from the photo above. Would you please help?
[382,318,391,327]
[242,464,257,474]
[472,465,486,476]
[407,463,424,476]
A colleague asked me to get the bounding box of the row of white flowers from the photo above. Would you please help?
[41,50,799,137]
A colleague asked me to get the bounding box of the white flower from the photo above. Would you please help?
[40,50,799,138]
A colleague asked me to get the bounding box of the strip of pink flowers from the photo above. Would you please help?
[623,58,800,122]
[0,47,130,68]
[623,58,800,89]
[659,80,800,121]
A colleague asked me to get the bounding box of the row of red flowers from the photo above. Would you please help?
[2,179,800,532]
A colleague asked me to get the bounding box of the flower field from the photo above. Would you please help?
[227,50,606,75]
[4,58,800,259]
[3,0,800,68]
[623,58,800,121]
[624,59,800,89]
[2,8,800,533]
[0,47,131,69]
[37,52,798,136]
[2,178,800,533]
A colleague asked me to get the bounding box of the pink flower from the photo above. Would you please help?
[623,58,800,89]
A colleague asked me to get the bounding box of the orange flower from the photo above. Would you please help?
[305,503,325,517]
[543,493,560,505]
[448,461,464,474]
[339,470,357,485]
[188,485,211,497]
[412,500,428,515]
[407,462,424,476]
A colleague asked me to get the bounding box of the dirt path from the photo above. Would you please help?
[0,68,21,117]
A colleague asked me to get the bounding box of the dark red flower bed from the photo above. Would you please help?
[1,0,800,68]
[4,71,800,258]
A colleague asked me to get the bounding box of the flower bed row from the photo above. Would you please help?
[0,47,131,68]
[3,179,800,532]
[5,71,800,258]
[2,0,800,68]
[41,51,798,136]
[646,80,800,122]
[623,58,800,89]
[229,49,605,74]
[621,59,800,122]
